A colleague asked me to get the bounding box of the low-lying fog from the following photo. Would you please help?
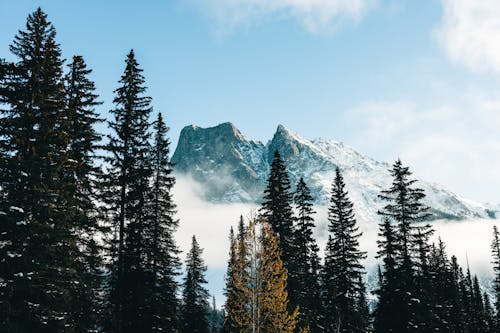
[174,175,500,308]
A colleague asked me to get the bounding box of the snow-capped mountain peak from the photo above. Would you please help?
[171,123,497,221]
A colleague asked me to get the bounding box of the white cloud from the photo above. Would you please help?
[188,0,376,35]
[172,175,500,304]
[436,0,500,73]
[343,91,500,204]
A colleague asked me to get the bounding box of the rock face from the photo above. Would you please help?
[172,122,497,221]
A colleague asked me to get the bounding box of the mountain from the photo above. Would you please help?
[172,122,498,221]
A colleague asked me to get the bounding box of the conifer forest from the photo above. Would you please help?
[1,8,500,333]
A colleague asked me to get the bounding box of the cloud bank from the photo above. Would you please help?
[344,94,500,204]
[173,176,500,305]
[437,0,500,73]
[187,0,376,35]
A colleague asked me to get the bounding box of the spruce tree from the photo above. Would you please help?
[373,217,401,333]
[64,54,104,332]
[293,177,322,333]
[492,225,500,329]
[323,168,367,333]
[181,236,210,333]
[144,112,181,332]
[374,159,432,333]
[258,221,298,333]
[0,8,83,331]
[223,219,251,332]
[260,150,299,311]
[102,49,153,332]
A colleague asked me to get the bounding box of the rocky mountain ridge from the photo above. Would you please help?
[171,122,498,221]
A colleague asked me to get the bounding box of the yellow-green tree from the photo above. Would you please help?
[258,221,298,333]
[223,216,297,333]
[223,223,251,333]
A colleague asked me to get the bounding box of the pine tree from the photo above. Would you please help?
[143,112,181,332]
[0,8,83,331]
[492,225,500,330]
[374,159,432,333]
[373,217,401,333]
[258,221,298,333]
[323,168,367,333]
[260,150,299,311]
[223,217,298,332]
[223,219,251,332]
[483,293,495,333]
[64,54,104,332]
[181,236,210,333]
[210,296,220,333]
[293,178,322,333]
[102,49,153,332]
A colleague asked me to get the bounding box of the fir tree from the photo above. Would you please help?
[64,54,104,332]
[373,217,401,333]
[492,225,500,329]
[293,177,322,333]
[223,219,251,332]
[102,49,153,332]
[0,8,83,331]
[323,168,367,333]
[144,112,181,332]
[258,221,298,333]
[260,150,299,311]
[374,159,432,333]
[210,296,220,333]
[181,236,210,333]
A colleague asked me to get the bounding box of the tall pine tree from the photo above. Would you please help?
[492,225,500,330]
[374,159,432,333]
[102,49,153,332]
[260,150,299,312]
[322,168,368,333]
[64,54,104,332]
[181,236,210,333]
[293,177,322,333]
[258,221,298,333]
[0,8,84,331]
[223,219,250,332]
[143,112,181,332]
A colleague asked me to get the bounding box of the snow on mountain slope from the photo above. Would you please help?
[171,122,497,221]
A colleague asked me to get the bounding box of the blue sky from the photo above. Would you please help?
[1,0,500,204]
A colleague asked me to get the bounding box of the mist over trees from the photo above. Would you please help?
[1,8,500,333]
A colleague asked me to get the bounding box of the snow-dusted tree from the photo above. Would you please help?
[492,225,500,330]
[0,8,85,331]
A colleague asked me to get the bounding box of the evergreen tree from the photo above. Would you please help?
[293,177,322,333]
[0,8,83,331]
[181,236,210,333]
[223,219,251,332]
[209,296,221,333]
[260,150,299,311]
[492,225,500,329]
[258,221,298,333]
[102,49,153,332]
[64,54,104,332]
[374,159,432,333]
[323,168,367,333]
[483,293,495,333]
[373,217,401,333]
[144,112,181,332]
